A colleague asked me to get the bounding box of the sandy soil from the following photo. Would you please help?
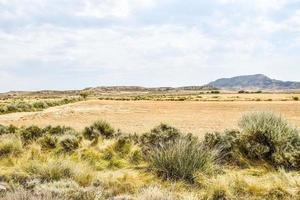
[0,100,300,136]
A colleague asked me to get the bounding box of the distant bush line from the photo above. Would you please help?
[0,97,82,115]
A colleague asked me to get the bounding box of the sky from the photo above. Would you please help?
[0,0,300,92]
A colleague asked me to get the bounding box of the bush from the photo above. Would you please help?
[0,125,9,135]
[238,112,300,169]
[0,124,17,135]
[38,135,58,150]
[130,149,143,165]
[149,138,217,182]
[203,130,242,164]
[114,137,132,156]
[83,120,115,144]
[211,90,220,94]
[0,136,22,157]
[58,135,80,153]
[43,125,75,135]
[293,96,299,101]
[25,159,94,186]
[139,124,182,152]
[20,126,44,143]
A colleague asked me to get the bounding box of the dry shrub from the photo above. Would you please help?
[24,159,95,186]
[239,112,300,169]
[204,112,300,169]
[0,135,22,158]
[149,137,217,182]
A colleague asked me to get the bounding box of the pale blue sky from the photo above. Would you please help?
[0,0,300,92]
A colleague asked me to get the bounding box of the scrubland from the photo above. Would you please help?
[1,111,300,199]
[0,97,82,115]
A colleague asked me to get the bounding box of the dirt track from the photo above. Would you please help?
[0,100,300,136]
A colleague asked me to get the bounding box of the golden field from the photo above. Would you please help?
[0,99,300,135]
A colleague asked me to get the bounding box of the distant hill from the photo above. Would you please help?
[0,85,217,97]
[208,74,300,90]
[82,85,217,92]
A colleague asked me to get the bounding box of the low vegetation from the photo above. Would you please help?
[1,112,300,199]
[0,97,82,115]
[149,137,217,182]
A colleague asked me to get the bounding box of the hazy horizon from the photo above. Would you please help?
[1,0,300,92]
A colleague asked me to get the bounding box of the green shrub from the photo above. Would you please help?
[7,124,18,134]
[130,149,143,165]
[32,101,48,109]
[114,137,132,156]
[43,125,75,135]
[0,125,9,135]
[38,135,58,150]
[203,130,242,165]
[58,135,80,153]
[20,126,44,143]
[83,120,115,144]
[0,124,16,135]
[0,136,22,157]
[140,123,182,152]
[238,112,300,169]
[149,137,217,182]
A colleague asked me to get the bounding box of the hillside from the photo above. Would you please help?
[208,74,300,90]
[0,86,217,97]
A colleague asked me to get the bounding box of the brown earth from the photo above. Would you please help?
[0,100,300,136]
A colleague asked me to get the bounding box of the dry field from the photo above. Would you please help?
[1,99,300,136]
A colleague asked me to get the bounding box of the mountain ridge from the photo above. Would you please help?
[208,74,300,90]
[2,74,300,95]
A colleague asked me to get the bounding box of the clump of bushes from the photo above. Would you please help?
[0,124,17,135]
[149,137,217,182]
[0,136,22,157]
[114,137,132,156]
[58,135,81,153]
[38,135,58,150]
[204,112,300,169]
[0,124,10,135]
[238,112,300,169]
[43,125,75,135]
[0,98,82,115]
[24,159,94,186]
[139,123,182,152]
[204,129,242,165]
[83,120,116,145]
[20,125,44,144]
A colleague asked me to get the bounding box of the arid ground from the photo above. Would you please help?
[1,99,300,136]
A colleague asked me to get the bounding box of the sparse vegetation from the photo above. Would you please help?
[149,137,217,182]
[293,96,299,101]
[0,97,82,115]
[83,120,116,145]
[1,112,300,199]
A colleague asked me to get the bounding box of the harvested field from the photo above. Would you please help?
[0,100,300,136]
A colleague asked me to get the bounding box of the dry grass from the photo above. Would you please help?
[1,100,300,136]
